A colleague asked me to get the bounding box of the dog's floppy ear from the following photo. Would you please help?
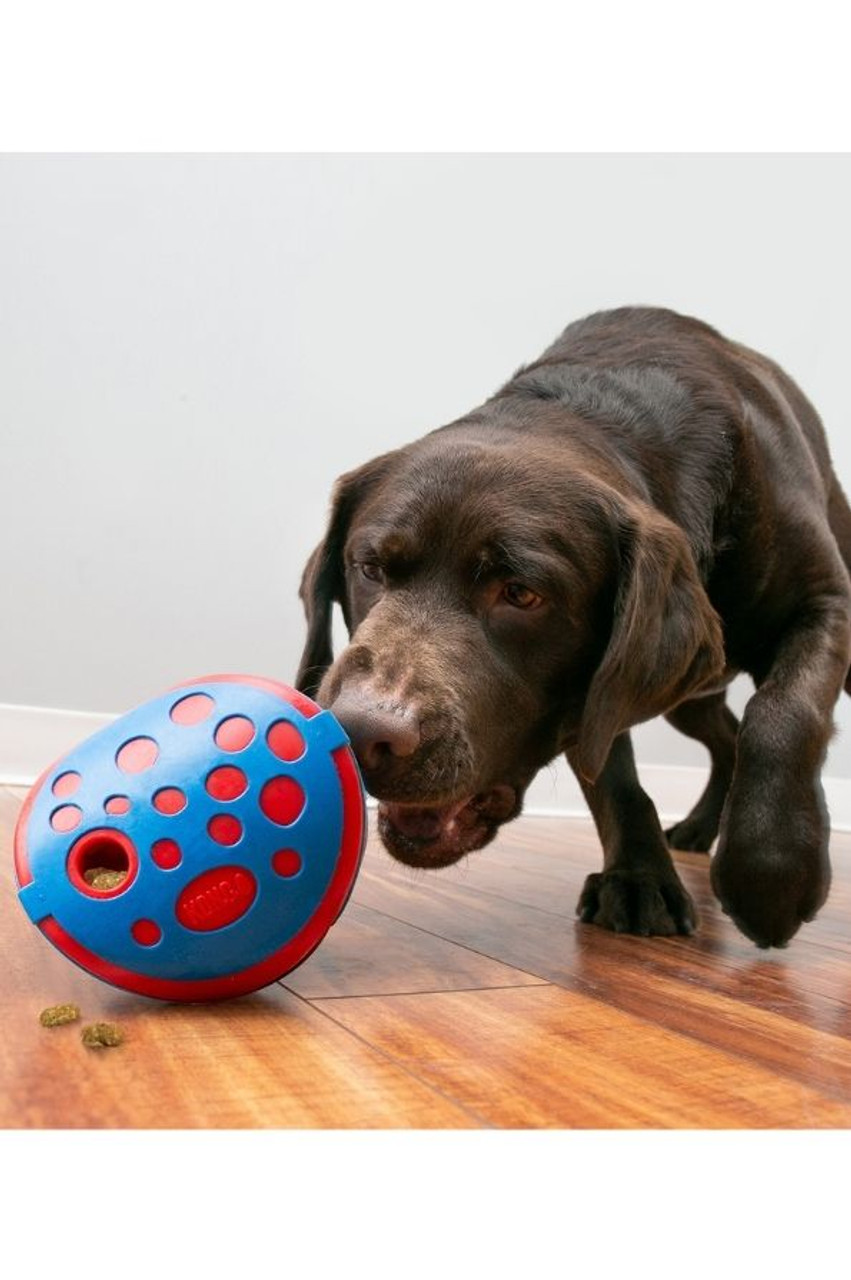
[295,452,397,697]
[576,501,725,783]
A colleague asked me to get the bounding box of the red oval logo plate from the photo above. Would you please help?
[175,865,258,932]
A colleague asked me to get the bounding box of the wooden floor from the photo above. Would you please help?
[4,782,851,1128]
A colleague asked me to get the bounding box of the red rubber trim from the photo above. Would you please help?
[36,743,365,1001]
[168,673,321,720]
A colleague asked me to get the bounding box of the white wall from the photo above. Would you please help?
[2,154,850,784]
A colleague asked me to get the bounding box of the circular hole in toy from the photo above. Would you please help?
[131,918,162,946]
[207,814,243,846]
[151,837,182,870]
[52,771,81,798]
[205,765,248,801]
[272,848,302,878]
[267,720,306,762]
[259,776,305,826]
[152,786,187,815]
[215,715,256,751]
[50,804,83,833]
[67,828,139,898]
[116,736,158,774]
[104,794,131,815]
[170,692,215,725]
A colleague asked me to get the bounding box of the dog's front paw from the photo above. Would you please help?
[577,868,697,937]
[710,810,830,948]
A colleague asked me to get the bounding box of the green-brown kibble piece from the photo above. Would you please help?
[83,867,127,890]
[39,1003,81,1028]
[81,1022,124,1049]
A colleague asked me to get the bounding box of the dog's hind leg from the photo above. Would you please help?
[664,692,739,852]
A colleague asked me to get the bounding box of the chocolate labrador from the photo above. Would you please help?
[296,307,851,948]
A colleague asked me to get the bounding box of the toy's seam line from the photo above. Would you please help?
[16,881,47,923]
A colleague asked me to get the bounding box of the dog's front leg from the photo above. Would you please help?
[710,594,851,948]
[567,733,697,937]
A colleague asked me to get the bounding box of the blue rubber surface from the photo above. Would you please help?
[17,680,361,983]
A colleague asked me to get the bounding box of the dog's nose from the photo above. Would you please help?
[330,689,421,773]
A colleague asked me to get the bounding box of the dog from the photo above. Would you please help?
[295,306,851,949]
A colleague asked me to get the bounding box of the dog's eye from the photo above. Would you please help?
[359,562,384,584]
[502,582,543,609]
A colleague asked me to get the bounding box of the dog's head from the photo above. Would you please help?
[297,423,723,867]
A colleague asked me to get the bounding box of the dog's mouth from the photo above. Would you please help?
[377,785,519,868]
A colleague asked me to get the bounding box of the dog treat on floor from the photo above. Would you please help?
[83,867,128,891]
[81,1022,124,1049]
[39,1003,81,1028]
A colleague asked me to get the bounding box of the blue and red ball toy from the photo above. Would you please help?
[13,675,366,1001]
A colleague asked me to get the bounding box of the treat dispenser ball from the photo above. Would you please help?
[13,675,366,1001]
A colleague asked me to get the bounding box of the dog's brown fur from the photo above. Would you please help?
[297,307,851,948]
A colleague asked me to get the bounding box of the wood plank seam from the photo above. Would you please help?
[352,889,851,1107]
[351,899,556,987]
[281,983,495,1129]
[306,980,551,1001]
[393,869,585,921]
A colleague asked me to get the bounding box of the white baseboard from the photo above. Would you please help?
[522,759,851,833]
[524,760,721,823]
[2,701,850,831]
[0,702,117,788]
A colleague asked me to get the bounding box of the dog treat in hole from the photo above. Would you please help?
[39,1003,81,1028]
[83,866,128,891]
[81,1022,124,1049]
